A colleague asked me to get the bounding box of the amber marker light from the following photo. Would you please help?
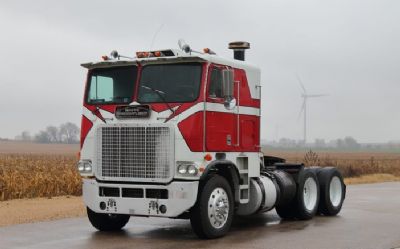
[101,55,109,61]
[136,52,144,58]
[154,51,162,57]
[204,153,213,161]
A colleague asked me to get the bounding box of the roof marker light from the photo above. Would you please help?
[136,52,144,58]
[101,55,109,61]
[203,48,216,55]
[154,51,162,57]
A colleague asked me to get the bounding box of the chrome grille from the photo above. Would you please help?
[97,125,173,181]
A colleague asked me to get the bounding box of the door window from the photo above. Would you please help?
[208,68,223,98]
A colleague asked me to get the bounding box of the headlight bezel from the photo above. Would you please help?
[77,160,93,175]
[176,161,199,177]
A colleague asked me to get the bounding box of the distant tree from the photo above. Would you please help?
[46,126,60,143]
[314,138,326,148]
[15,131,32,141]
[34,130,51,143]
[336,138,344,148]
[21,131,32,141]
[343,136,360,149]
[59,122,79,144]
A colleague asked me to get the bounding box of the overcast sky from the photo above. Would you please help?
[0,0,399,143]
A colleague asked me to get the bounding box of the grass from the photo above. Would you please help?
[344,173,400,185]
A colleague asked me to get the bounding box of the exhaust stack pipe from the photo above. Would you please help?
[228,41,250,61]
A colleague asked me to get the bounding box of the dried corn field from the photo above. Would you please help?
[0,154,81,201]
[1,143,400,201]
[265,149,400,178]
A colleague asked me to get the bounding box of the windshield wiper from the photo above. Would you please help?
[140,85,175,114]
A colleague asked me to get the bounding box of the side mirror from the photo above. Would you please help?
[222,69,236,110]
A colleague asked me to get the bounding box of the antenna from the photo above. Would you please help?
[296,74,329,145]
[150,24,165,50]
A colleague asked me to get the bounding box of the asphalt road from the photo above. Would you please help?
[1,182,400,249]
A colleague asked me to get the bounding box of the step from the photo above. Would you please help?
[239,170,248,174]
[239,199,249,204]
[239,185,249,190]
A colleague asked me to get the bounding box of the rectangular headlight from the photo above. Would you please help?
[77,160,92,174]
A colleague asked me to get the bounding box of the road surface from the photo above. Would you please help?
[1,182,400,249]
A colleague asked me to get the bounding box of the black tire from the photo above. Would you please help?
[190,175,234,239]
[275,204,297,219]
[317,167,346,216]
[274,170,297,219]
[277,169,320,220]
[293,169,320,220]
[87,207,130,231]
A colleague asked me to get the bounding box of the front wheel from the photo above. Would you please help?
[190,175,234,239]
[87,207,130,231]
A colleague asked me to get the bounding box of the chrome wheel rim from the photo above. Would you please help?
[208,187,229,229]
[329,176,343,207]
[303,177,318,212]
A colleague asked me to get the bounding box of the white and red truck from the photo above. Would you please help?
[78,40,346,239]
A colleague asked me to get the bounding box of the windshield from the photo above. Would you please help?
[138,63,202,103]
[86,66,137,104]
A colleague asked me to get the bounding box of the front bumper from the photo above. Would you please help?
[82,179,199,217]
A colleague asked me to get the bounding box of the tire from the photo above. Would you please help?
[273,170,297,207]
[317,167,346,216]
[87,207,130,231]
[275,204,297,219]
[293,169,320,220]
[276,169,320,220]
[274,170,297,219]
[190,175,234,239]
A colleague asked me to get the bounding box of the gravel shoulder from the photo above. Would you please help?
[0,196,85,227]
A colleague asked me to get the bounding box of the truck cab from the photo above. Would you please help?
[78,41,345,238]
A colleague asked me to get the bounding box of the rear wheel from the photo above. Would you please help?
[190,175,234,239]
[276,169,320,220]
[87,207,130,231]
[317,167,345,216]
[295,169,320,219]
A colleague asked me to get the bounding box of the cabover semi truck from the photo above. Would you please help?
[78,40,346,239]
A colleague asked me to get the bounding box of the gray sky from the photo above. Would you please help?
[0,0,399,143]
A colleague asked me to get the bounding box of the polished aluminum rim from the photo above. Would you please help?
[303,177,318,211]
[329,176,343,207]
[208,187,229,229]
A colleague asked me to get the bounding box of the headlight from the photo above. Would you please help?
[77,160,92,174]
[177,162,198,176]
[178,165,187,174]
[187,165,197,175]
[84,163,92,172]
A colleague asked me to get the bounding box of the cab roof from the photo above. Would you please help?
[81,48,260,73]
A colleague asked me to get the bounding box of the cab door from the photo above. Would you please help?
[205,65,238,151]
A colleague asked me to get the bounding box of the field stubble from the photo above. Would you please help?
[0,154,80,201]
[0,148,399,201]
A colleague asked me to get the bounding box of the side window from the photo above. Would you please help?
[208,68,223,98]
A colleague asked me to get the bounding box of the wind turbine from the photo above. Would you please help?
[296,75,328,145]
